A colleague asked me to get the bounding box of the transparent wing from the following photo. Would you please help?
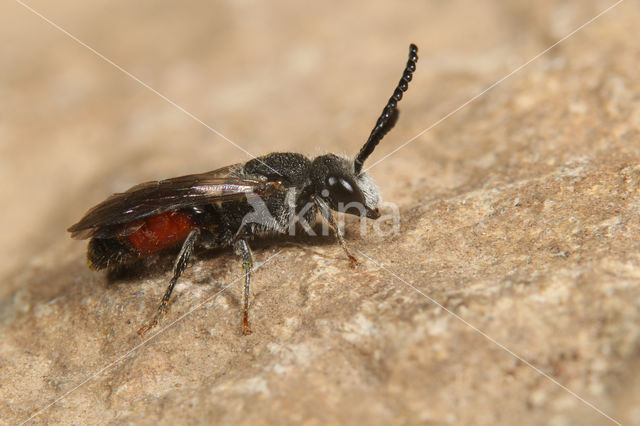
[68,164,278,239]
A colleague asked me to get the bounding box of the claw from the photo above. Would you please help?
[242,316,252,335]
[137,319,157,336]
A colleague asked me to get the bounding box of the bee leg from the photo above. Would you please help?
[138,228,200,336]
[233,239,254,335]
[313,196,358,268]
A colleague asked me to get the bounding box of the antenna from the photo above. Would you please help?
[354,44,418,174]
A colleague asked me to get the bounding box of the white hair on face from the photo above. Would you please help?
[355,171,380,210]
[335,154,380,210]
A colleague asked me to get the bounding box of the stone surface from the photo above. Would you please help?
[1,1,639,424]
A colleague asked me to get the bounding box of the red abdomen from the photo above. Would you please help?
[126,211,196,255]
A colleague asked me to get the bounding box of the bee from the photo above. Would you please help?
[68,44,418,335]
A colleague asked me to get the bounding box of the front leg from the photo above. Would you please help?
[233,239,254,335]
[312,196,358,268]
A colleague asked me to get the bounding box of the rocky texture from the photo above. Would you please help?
[1,0,639,424]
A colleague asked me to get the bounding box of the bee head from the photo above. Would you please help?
[310,154,380,219]
[309,44,419,220]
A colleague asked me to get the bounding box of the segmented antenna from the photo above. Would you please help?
[354,44,418,174]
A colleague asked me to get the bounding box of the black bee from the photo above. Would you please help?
[68,44,418,335]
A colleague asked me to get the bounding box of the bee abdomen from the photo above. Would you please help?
[87,211,198,270]
[126,211,196,255]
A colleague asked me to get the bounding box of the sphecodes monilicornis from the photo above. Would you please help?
[68,44,418,335]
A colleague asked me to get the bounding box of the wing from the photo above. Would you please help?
[68,164,279,239]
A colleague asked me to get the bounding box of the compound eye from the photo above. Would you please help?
[326,176,360,204]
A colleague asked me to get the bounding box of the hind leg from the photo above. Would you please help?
[138,228,200,335]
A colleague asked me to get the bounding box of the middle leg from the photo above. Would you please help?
[233,238,254,335]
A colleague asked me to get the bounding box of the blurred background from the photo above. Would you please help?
[1,0,628,282]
